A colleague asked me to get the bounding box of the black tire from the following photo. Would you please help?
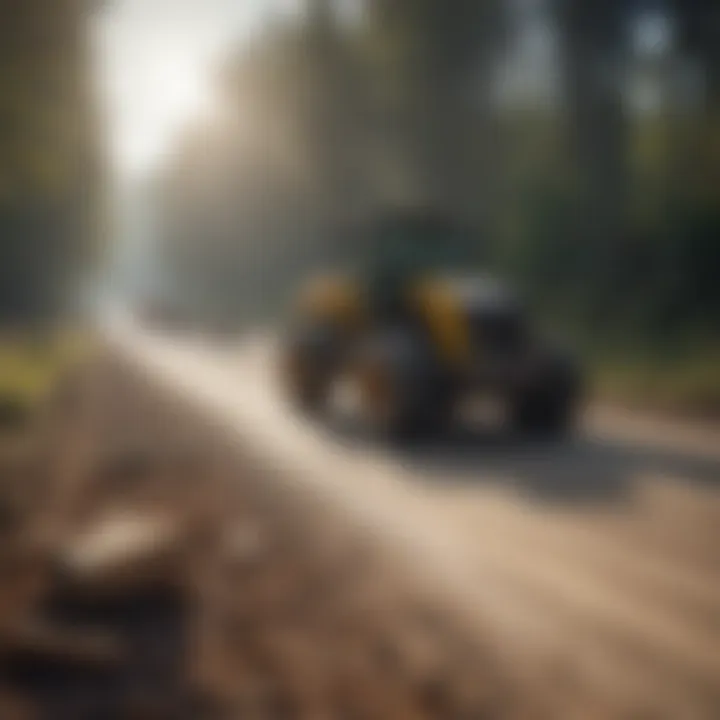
[511,349,581,439]
[357,329,453,444]
[280,322,339,414]
[512,387,572,438]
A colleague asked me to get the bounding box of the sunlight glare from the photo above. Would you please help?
[114,54,216,179]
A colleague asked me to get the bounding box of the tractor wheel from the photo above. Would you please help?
[280,322,339,414]
[511,387,572,438]
[356,330,452,444]
[511,350,580,439]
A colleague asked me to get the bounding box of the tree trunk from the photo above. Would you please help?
[555,0,628,316]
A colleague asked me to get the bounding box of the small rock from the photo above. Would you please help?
[57,510,186,596]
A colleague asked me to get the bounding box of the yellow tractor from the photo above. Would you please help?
[280,210,581,442]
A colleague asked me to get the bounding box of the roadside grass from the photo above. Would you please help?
[535,310,720,422]
[592,350,720,421]
[0,330,94,429]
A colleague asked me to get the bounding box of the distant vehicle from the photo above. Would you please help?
[280,209,582,442]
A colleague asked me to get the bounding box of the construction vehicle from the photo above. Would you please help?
[279,209,582,442]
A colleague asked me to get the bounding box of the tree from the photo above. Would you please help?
[553,0,629,317]
[361,0,507,227]
[0,0,103,324]
[152,3,370,322]
[671,0,720,116]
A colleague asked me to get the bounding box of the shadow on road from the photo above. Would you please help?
[324,416,720,506]
[400,430,720,505]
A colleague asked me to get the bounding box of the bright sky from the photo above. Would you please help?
[97,0,302,179]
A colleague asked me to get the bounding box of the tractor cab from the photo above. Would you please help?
[360,209,480,321]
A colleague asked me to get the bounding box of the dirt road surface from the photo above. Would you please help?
[102,323,720,718]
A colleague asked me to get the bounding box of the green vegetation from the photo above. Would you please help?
[595,352,720,420]
[0,332,92,428]
[0,0,103,325]
[0,2,101,427]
